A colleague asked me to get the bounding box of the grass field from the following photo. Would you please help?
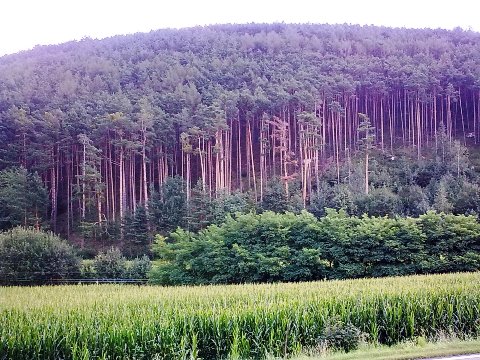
[1,272,480,359]
[294,338,480,359]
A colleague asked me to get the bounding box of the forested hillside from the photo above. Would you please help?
[1,23,480,250]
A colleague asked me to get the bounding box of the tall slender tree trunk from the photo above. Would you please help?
[247,119,257,199]
[81,138,86,220]
[50,148,58,232]
[119,144,126,239]
[142,138,148,207]
[365,151,369,195]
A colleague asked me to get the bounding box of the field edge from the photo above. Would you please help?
[292,338,480,360]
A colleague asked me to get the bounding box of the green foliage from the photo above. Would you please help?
[432,178,454,213]
[307,146,480,218]
[218,210,324,283]
[398,185,430,216]
[320,318,363,352]
[93,247,126,278]
[313,209,358,275]
[81,255,151,280]
[125,255,151,279]
[2,273,480,359]
[211,190,253,225]
[261,177,290,212]
[452,180,480,215]
[357,113,376,152]
[187,180,214,232]
[356,187,402,217]
[150,211,324,285]
[308,188,330,218]
[0,167,48,231]
[418,211,480,273]
[79,259,96,279]
[149,176,188,233]
[149,228,229,285]
[309,184,357,217]
[346,215,426,277]
[0,227,80,284]
[1,24,480,242]
[124,205,150,258]
[77,221,109,244]
[149,209,480,285]
[261,177,303,213]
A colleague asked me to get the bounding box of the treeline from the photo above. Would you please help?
[0,24,480,242]
[150,210,480,285]
[2,134,480,256]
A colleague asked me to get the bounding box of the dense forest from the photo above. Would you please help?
[1,23,480,254]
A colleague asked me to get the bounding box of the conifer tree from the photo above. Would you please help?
[357,114,376,195]
[0,167,48,230]
[149,176,188,233]
[124,205,150,257]
[188,180,214,232]
[433,180,453,213]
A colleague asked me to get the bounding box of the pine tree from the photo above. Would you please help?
[433,180,453,213]
[76,134,104,223]
[124,205,150,258]
[149,176,188,233]
[261,177,291,213]
[188,180,213,232]
[0,167,48,230]
[357,114,376,195]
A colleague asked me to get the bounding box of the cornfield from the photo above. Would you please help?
[1,272,480,359]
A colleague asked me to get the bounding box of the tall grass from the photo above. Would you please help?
[1,272,479,359]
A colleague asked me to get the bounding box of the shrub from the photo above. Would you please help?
[93,247,126,278]
[126,256,152,279]
[0,227,80,284]
[356,187,402,217]
[319,318,363,352]
[80,259,97,279]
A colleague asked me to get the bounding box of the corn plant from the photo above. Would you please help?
[1,272,480,359]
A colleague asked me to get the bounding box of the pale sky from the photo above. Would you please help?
[1,0,479,56]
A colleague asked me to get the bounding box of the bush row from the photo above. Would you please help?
[80,249,151,280]
[150,209,480,284]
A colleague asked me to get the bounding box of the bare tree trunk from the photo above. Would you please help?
[365,151,369,195]
[259,117,265,201]
[237,116,242,191]
[459,87,466,145]
[50,148,58,232]
[119,144,126,239]
[131,151,137,212]
[142,138,148,207]
[416,95,421,159]
[81,138,86,220]
[66,152,71,240]
[380,97,384,152]
[247,119,257,199]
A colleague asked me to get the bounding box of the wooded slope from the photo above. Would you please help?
[1,23,479,235]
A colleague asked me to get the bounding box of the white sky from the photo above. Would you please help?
[1,0,479,56]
